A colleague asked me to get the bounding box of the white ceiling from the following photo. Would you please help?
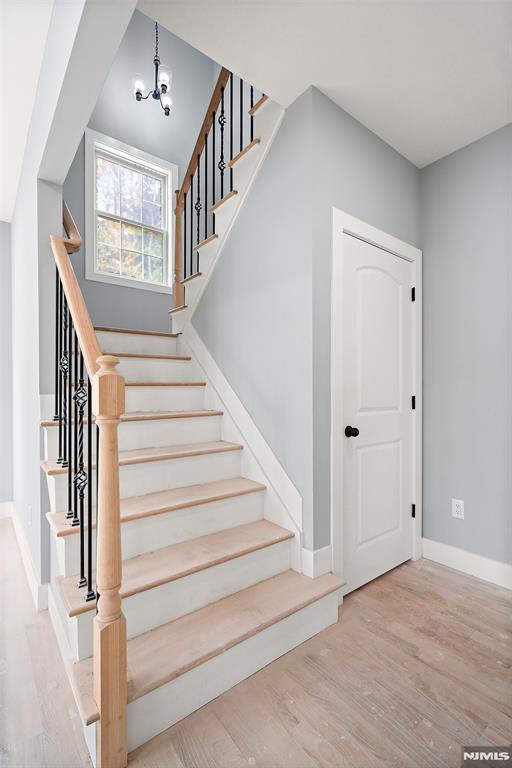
[0,0,53,222]
[139,0,512,168]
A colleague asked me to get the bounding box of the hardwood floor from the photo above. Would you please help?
[2,515,511,767]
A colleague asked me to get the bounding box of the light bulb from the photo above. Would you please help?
[158,65,172,94]
[161,93,172,116]
[133,74,145,100]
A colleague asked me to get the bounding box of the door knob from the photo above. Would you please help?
[344,425,360,438]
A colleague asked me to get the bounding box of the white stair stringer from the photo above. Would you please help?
[171,98,284,332]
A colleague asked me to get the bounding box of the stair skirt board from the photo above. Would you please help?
[43,413,223,456]
[47,450,242,512]
[125,384,205,412]
[53,490,265,578]
[58,539,292,660]
[95,330,179,356]
[84,592,339,754]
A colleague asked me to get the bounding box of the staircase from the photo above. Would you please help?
[42,68,342,768]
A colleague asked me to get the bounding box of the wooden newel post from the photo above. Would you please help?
[92,355,127,768]
[173,192,185,309]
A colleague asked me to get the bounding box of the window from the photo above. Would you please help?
[85,130,177,293]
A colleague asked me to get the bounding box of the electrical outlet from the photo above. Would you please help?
[452,498,464,520]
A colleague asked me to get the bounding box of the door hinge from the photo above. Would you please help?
[411,503,416,518]
[411,286,416,302]
[412,395,416,410]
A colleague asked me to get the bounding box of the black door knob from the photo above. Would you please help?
[345,425,360,438]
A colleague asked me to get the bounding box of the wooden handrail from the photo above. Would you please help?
[52,204,127,767]
[176,67,231,209]
[50,234,101,379]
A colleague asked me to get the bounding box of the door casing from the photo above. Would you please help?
[330,208,422,586]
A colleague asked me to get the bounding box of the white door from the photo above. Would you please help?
[341,233,414,593]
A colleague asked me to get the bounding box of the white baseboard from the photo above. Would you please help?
[11,511,48,610]
[301,545,333,579]
[182,325,303,539]
[0,501,13,518]
[422,537,512,590]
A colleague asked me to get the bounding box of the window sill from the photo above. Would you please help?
[85,268,173,295]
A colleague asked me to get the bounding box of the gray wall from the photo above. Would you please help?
[0,221,13,503]
[194,87,421,549]
[63,10,216,337]
[421,124,512,564]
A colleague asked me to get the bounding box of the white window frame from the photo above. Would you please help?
[85,128,177,294]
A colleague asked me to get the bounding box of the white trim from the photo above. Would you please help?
[85,128,177,295]
[330,209,423,587]
[422,538,512,591]
[182,324,303,551]
[301,545,333,579]
[0,501,13,519]
[11,512,48,611]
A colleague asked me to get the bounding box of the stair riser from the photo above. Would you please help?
[46,450,242,512]
[67,539,291,659]
[96,331,178,356]
[116,357,199,383]
[54,491,265,577]
[43,415,222,460]
[125,385,205,412]
[124,591,339,752]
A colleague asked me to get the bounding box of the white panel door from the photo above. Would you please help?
[341,233,413,593]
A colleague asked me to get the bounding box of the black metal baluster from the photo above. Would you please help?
[54,269,60,422]
[196,155,201,251]
[74,349,87,584]
[66,312,74,520]
[183,191,187,280]
[250,85,254,142]
[57,280,64,464]
[240,78,244,152]
[85,378,95,602]
[60,298,69,469]
[189,174,193,278]
[204,134,208,241]
[218,87,226,199]
[230,75,234,192]
[71,330,79,527]
[212,109,216,232]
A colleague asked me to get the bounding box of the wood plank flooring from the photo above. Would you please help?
[2,515,511,767]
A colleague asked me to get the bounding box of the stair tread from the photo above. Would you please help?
[94,326,178,338]
[249,94,268,116]
[48,476,266,536]
[229,138,261,168]
[69,570,343,725]
[105,352,191,361]
[41,440,242,476]
[125,380,205,387]
[41,409,223,428]
[209,190,238,212]
[57,520,293,618]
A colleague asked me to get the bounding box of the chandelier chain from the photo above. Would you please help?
[155,22,159,59]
